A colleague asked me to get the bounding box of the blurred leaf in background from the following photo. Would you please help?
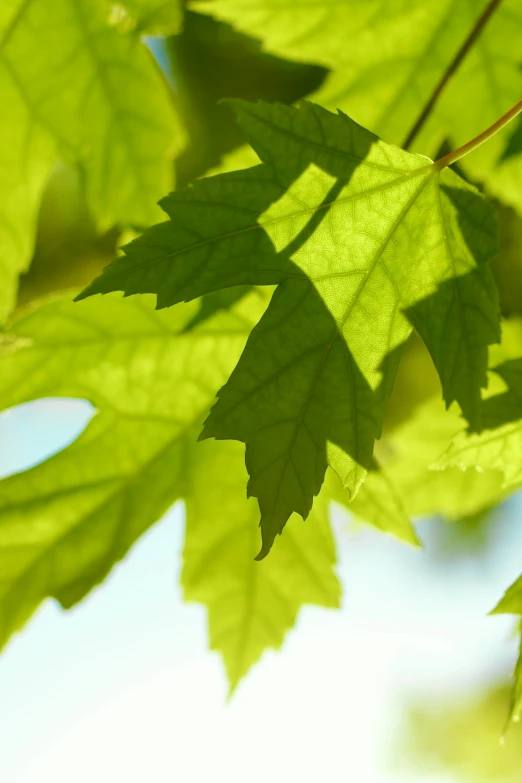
[0,0,185,321]
[396,683,522,782]
[171,10,326,184]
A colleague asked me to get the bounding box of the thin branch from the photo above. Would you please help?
[433,98,522,169]
[403,0,503,151]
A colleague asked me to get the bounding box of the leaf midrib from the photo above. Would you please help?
[257,171,434,532]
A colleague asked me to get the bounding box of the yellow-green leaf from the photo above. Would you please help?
[80,100,500,556]
[0,0,184,319]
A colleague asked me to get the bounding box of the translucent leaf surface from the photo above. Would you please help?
[0,0,184,319]
[81,100,500,556]
[383,398,507,521]
[0,291,261,648]
[439,360,522,488]
[331,463,419,546]
[195,0,522,211]
[183,438,340,692]
[336,396,506,542]
[0,290,343,686]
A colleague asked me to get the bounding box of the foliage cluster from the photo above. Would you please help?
[2,0,522,714]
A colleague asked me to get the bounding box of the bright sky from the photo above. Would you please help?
[0,398,520,783]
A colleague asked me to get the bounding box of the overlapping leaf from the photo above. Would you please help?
[331,460,419,545]
[0,290,343,689]
[80,100,500,556]
[194,0,522,212]
[377,321,522,523]
[439,359,522,488]
[0,291,258,647]
[419,319,522,724]
[331,393,506,546]
[183,438,340,692]
[381,398,507,521]
[0,0,184,319]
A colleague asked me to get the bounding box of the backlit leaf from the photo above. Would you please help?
[0,290,342,687]
[0,291,260,648]
[194,0,522,212]
[80,100,500,556]
[0,0,184,319]
[183,438,340,692]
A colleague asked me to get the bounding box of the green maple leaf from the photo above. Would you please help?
[0,290,342,687]
[79,100,500,557]
[183,438,340,693]
[425,318,522,497]
[373,322,522,523]
[0,0,184,320]
[194,0,522,213]
[335,396,505,544]
[0,409,192,641]
[332,460,419,545]
[384,397,507,521]
[0,291,259,647]
[438,359,522,488]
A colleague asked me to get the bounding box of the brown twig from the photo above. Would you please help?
[403,0,503,151]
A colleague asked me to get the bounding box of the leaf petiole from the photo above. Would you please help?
[433,98,522,170]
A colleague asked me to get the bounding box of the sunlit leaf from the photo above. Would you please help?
[385,398,507,521]
[80,100,500,556]
[0,0,184,319]
[194,0,522,211]
[332,462,419,546]
[183,438,340,692]
[0,289,343,688]
[0,291,262,648]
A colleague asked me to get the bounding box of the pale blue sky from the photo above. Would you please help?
[0,399,520,782]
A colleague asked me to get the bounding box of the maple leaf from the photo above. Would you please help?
[194,0,522,213]
[79,100,500,557]
[383,397,507,521]
[183,438,340,693]
[0,289,342,689]
[423,318,522,502]
[332,460,419,546]
[0,291,259,647]
[334,394,506,545]
[438,358,522,489]
[0,0,184,320]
